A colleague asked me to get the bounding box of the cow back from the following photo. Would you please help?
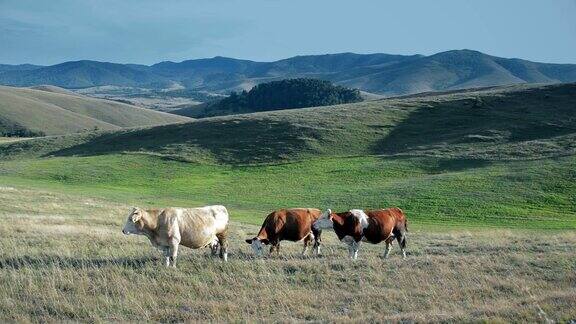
[174,207,228,249]
[363,208,406,244]
[264,208,320,242]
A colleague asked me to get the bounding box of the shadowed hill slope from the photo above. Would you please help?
[1,83,574,163]
[0,86,192,136]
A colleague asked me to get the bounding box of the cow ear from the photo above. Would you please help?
[245,238,253,244]
[131,212,142,223]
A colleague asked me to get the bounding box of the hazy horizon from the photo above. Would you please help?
[6,48,576,67]
[1,0,575,65]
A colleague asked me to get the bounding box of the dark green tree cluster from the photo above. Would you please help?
[0,119,45,137]
[215,78,362,113]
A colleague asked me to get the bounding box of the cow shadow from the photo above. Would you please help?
[0,252,252,270]
[0,255,158,270]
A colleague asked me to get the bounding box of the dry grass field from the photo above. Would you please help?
[0,186,574,322]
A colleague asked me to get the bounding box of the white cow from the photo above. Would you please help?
[122,205,229,266]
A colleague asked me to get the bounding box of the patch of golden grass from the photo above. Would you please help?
[0,137,31,143]
[0,187,574,322]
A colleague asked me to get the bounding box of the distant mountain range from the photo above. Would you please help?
[1,50,576,96]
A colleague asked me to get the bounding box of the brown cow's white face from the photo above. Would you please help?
[245,237,266,256]
[313,209,333,230]
[122,207,144,235]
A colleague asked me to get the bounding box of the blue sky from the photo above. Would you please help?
[1,0,575,65]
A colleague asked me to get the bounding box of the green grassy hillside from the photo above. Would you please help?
[0,86,192,136]
[0,154,574,229]
[2,83,574,162]
[0,83,575,229]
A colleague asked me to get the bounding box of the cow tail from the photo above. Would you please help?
[404,218,408,232]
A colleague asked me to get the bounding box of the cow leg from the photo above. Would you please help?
[383,240,393,259]
[268,240,281,256]
[352,241,360,260]
[301,240,309,255]
[347,243,354,258]
[269,243,278,256]
[211,241,219,257]
[216,232,228,262]
[302,233,313,255]
[161,247,171,267]
[313,241,321,256]
[342,236,355,259]
[396,232,407,259]
[347,240,360,260]
[312,229,322,256]
[168,241,179,268]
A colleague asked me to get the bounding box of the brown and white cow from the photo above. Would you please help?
[122,205,229,267]
[245,208,323,256]
[313,207,408,259]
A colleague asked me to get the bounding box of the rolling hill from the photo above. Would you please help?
[0,64,43,73]
[29,85,79,96]
[2,82,575,163]
[0,86,191,136]
[1,50,575,96]
[340,50,576,95]
[0,60,171,89]
[0,83,574,230]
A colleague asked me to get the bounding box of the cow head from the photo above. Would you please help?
[244,237,269,256]
[122,207,145,235]
[313,209,333,230]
